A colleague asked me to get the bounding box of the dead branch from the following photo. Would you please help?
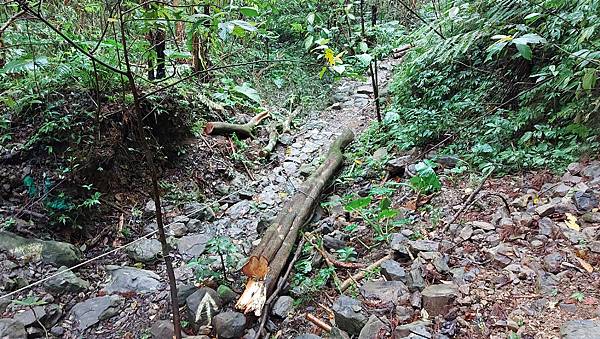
[205,111,269,138]
[259,123,279,157]
[236,129,354,316]
[442,168,494,232]
[305,313,332,332]
[340,253,394,291]
[282,107,300,134]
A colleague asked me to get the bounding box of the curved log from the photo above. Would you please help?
[204,111,269,138]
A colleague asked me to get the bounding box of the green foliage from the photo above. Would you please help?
[409,160,441,194]
[375,0,600,173]
[188,236,239,283]
[571,291,585,302]
[335,246,357,262]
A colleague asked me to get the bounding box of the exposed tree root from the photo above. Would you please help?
[236,129,354,316]
[204,111,269,138]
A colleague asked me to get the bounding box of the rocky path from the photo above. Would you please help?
[0,57,401,339]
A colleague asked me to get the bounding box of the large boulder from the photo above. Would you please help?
[70,295,123,331]
[125,239,162,263]
[0,231,82,266]
[186,287,222,327]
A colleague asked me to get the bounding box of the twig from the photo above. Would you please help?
[305,313,332,332]
[442,169,494,232]
[339,253,394,291]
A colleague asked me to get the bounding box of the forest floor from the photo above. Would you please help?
[1,53,600,339]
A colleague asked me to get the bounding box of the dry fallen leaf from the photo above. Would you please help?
[575,256,594,273]
[565,213,580,231]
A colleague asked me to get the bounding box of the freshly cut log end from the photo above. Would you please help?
[236,279,267,316]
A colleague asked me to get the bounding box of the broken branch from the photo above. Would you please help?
[205,111,269,138]
[339,253,394,291]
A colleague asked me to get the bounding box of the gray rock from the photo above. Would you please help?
[470,221,495,231]
[560,319,600,339]
[380,260,406,282]
[583,212,600,223]
[166,223,188,237]
[390,233,409,255]
[332,295,367,335]
[323,235,346,250]
[44,266,89,293]
[568,162,583,175]
[125,238,162,263]
[574,191,599,212]
[103,265,161,294]
[177,284,197,306]
[186,288,222,326]
[358,315,385,339]
[582,163,600,179]
[408,240,439,252]
[432,254,450,274]
[535,204,556,217]
[589,241,600,253]
[272,296,294,318]
[0,319,26,339]
[538,217,557,237]
[150,320,175,339]
[458,225,473,241]
[145,200,156,213]
[0,231,82,266]
[422,284,459,316]
[372,147,388,161]
[70,295,123,331]
[552,183,572,197]
[13,305,51,327]
[295,335,322,339]
[406,262,426,291]
[360,280,408,303]
[543,252,564,273]
[395,320,432,338]
[178,234,211,260]
[212,311,246,339]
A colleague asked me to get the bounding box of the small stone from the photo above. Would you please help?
[589,241,600,253]
[560,319,600,339]
[421,284,459,316]
[70,295,123,331]
[543,252,564,274]
[390,233,409,255]
[217,285,237,304]
[535,203,556,217]
[360,281,408,302]
[458,225,473,241]
[406,265,426,292]
[272,296,294,318]
[568,163,583,175]
[151,320,175,339]
[583,212,600,223]
[167,223,188,237]
[44,266,89,293]
[295,335,322,339]
[408,240,440,252]
[0,319,26,339]
[145,200,156,213]
[395,321,432,338]
[380,260,406,282]
[13,306,47,327]
[470,221,495,231]
[103,265,161,294]
[332,295,367,336]
[358,315,385,339]
[552,183,572,197]
[125,239,162,263]
[372,147,388,161]
[573,190,599,212]
[538,217,557,237]
[212,311,246,339]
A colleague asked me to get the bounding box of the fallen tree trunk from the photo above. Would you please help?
[204,111,269,138]
[236,129,354,316]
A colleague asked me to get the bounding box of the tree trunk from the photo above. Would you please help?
[236,129,354,316]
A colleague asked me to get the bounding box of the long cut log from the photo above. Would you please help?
[204,111,269,138]
[236,129,354,316]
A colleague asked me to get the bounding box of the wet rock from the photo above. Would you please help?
[358,315,385,339]
[332,295,367,335]
[395,320,432,338]
[0,319,26,339]
[212,311,246,339]
[360,280,408,302]
[380,260,406,282]
[560,319,600,339]
[151,320,176,339]
[272,296,294,318]
[535,204,555,217]
[543,252,564,273]
[125,238,162,263]
[573,190,599,212]
[70,295,123,331]
[178,234,211,260]
[422,284,459,316]
[0,231,83,266]
[186,287,222,327]
[44,266,89,293]
[408,240,440,252]
[103,265,161,294]
[217,285,237,304]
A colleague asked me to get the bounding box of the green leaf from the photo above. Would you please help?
[1,56,48,74]
[232,83,261,103]
[344,197,371,212]
[229,20,257,32]
[512,33,546,45]
[448,7,459,18]
[331,64,346,74]
[304,35,314,51]
[582,68,597,90]
[307,13,315,25]
[515,43,532,60]
[240,6,259,17]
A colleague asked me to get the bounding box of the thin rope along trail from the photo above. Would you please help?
[0,190,240,301]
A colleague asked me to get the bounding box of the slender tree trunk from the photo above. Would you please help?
[155,29,166,79]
